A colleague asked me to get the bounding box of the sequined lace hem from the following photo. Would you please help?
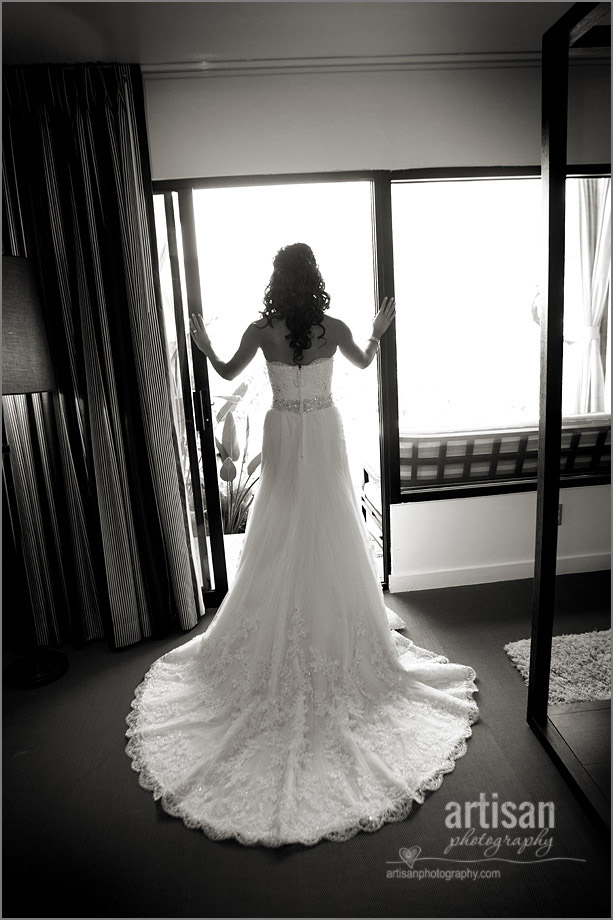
[125,665,478,849]
[272,394,335,414]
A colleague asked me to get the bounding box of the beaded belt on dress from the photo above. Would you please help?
[271,394,334,413]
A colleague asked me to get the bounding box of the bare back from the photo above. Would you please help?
[254,315,341,365]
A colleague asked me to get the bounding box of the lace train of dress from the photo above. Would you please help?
[126,357,479,847]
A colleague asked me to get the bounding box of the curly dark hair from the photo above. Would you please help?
[261,243,331,363]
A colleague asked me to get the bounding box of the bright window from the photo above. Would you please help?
[392,177,543,433]
[192,181,380,490]
[392,176,611,436]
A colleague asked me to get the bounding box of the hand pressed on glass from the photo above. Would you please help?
[189,313,211,354]
[371,296,396,342]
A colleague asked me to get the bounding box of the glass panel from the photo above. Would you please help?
[446,441,467,457]
[418,442,441,458]
[153,193,217,592]
[473,438,494,455]
[393,174,610,496]
[416,466,438,481]
[392,178,542,435]
[496,460,517,475]
[562,177,611,419]
[191,182,381,573]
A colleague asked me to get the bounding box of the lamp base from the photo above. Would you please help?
[4,648,69,688]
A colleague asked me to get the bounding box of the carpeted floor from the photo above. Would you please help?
[3,571,611,919]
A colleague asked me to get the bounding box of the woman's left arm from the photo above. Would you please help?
[189,314,260,380]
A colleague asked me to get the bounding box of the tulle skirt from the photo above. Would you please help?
[126,404,479,847]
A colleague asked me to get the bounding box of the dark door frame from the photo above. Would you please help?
[153,173,397,586]
[528,0,611,835]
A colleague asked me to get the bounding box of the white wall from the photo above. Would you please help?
[389,485,611,592]
[144,63,610,179]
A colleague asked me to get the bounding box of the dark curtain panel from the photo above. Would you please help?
[2,64,203,649]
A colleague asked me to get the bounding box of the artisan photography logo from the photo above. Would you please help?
[446,791,555,831]
[443,792,556,861]
[386,793,587,879]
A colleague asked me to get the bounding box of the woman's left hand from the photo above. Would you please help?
[372,296,396,340]
[189,313,211,354]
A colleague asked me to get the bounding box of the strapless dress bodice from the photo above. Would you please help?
[266,356,334,413]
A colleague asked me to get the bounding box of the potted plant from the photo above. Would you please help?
[215,384,261,534]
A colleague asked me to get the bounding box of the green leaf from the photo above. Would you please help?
[215,380,249,424]
[216,395,239,425]
[215,436,228,462]
[219,457,237,482]
[247,452,262,476]
[221,411,240,462]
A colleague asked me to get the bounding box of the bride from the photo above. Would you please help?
[126,243,479,847]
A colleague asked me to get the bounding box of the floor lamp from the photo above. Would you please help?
[3,254,69,687]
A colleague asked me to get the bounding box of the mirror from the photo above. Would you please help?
[547,175,611,806]
[528,2,610,833]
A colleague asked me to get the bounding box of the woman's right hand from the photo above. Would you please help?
[372,296,396,340]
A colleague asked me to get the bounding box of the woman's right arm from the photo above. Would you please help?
[189,314,260,380]
[336,297,396,369]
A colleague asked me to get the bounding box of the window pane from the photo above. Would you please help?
[563,177,611,417]
[392,178,542,433]
[192,182,379,515]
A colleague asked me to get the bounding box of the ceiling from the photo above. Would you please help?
[3,2,582,69]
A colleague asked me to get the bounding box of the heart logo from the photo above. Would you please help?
[399,846,421,868]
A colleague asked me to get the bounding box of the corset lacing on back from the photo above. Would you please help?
[267,356,334,457]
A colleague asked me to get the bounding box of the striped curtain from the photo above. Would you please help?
[2,64,203,649]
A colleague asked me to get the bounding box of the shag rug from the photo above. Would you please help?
[504,629,611,704]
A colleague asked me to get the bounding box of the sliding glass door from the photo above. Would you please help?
[153,178,386,601]
[193,181,379,481]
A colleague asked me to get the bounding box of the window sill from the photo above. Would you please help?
[399,412,611,439]
[398,473,611,503]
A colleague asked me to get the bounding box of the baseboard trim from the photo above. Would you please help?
[556,553,612,577]
[388,554,611,592]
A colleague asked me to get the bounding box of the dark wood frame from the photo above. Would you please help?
[157,189,228,606]
[527,1,611,835]
[153,173,397,581]
[388,163,611,505]
[372,173,399,582]
[177,189,229,605]
[162,192,214,596]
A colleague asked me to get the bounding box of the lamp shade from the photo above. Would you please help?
[2,255,56,395]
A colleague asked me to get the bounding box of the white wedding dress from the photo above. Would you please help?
[126,356,479,847]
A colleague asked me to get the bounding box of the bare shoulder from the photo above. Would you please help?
[324,314,351,342]
[231,320,266,347]
[246,318,272,343]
